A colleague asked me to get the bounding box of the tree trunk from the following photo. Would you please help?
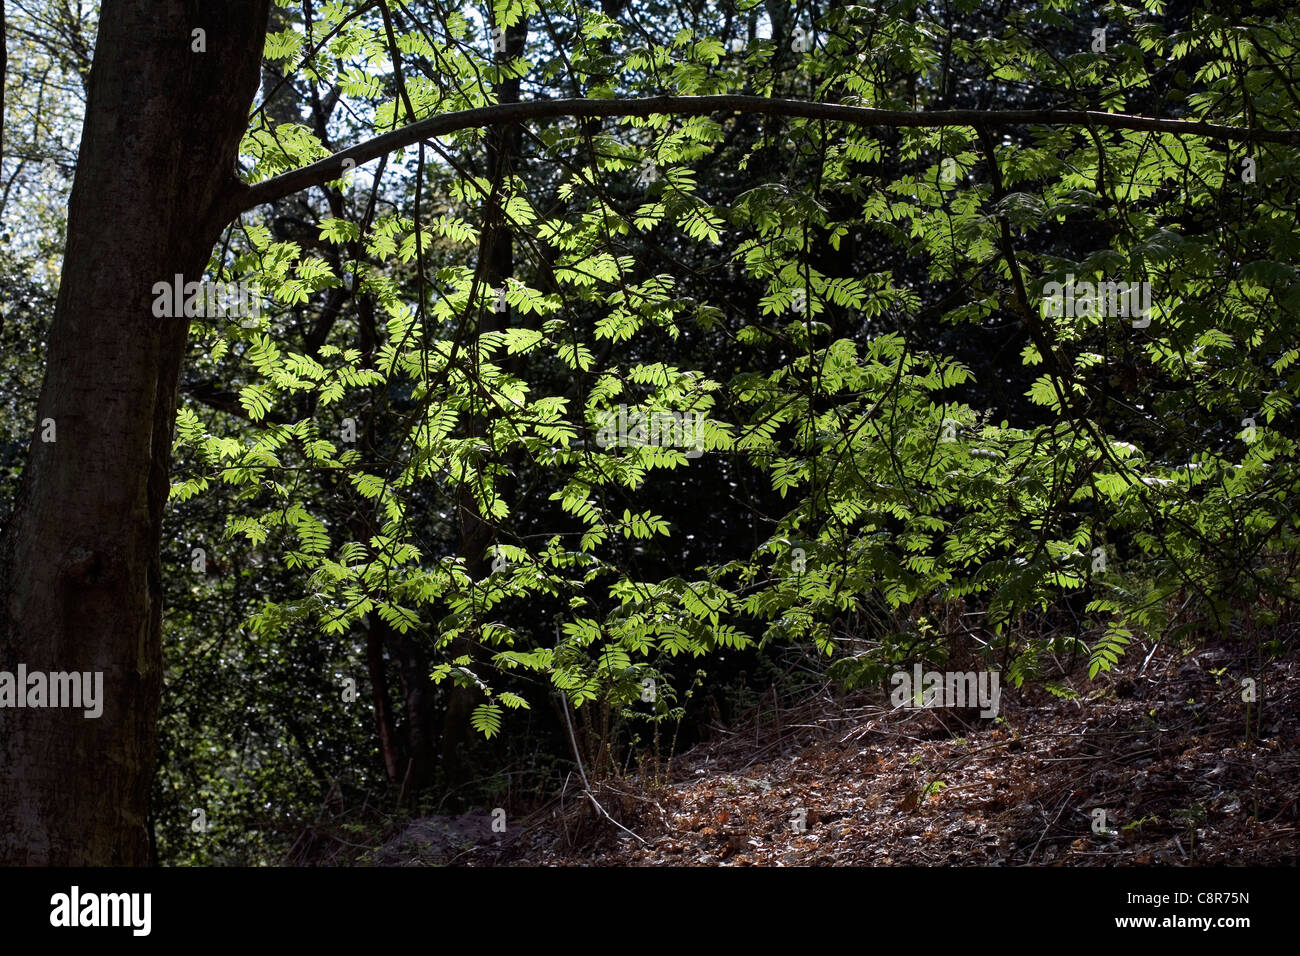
[440,14,527,798]
[0,0,269,866]
[365,617,402,784]
[386,622,440,796]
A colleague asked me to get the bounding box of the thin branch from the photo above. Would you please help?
[559,691,649,848]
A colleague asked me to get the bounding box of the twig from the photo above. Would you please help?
[560,692,649,847]
[1026,796,1073,865]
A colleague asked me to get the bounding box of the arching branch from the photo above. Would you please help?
[229,94,1300,217]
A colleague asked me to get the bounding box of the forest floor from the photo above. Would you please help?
[357,638,1299,866]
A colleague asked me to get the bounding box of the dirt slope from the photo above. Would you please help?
[367,640,1298,866]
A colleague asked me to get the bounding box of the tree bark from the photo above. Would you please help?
[0,0,269,866]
